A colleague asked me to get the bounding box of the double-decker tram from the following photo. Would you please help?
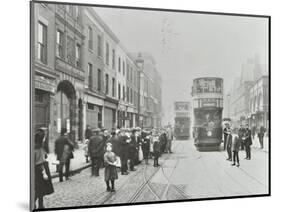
[191,77,223,150]
[174,101,191,139]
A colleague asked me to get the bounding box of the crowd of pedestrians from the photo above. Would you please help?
[84,126,174,192]
[33,125,174,209]
[223,123,267,167]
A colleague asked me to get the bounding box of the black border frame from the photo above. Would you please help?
[30,1,271,211]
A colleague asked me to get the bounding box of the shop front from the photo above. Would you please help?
[117,104,126,128]
[34,75,56,129]
[104,97,118,130]
[34,74,56,152]
[84,94,104,130]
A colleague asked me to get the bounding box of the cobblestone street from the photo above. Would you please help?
[44,140,269,209]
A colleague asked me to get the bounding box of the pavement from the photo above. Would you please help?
[251,135,269,153]
[42,139,269,209]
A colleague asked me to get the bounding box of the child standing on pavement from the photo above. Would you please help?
[104,143,118,192]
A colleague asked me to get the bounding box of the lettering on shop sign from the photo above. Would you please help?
[35,81,55,93]
[201,98,217,107]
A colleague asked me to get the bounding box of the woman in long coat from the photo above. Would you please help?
[34,129,54,209]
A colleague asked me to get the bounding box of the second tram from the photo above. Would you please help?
[174,101,191,139]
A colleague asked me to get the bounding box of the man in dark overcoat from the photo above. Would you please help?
[55,128,74,182]
[118,129,129,175]
[225,128,232,161]
[88,129,104,176]
[258,126,266,149]
[244,124,252,160]
[223,123,230,151]
[129,129,138,171]
[141,131,150,165]
[159,129,167,154]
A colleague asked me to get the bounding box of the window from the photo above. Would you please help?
[67,36,75,65]
[75,6,80,20]
[88,27,93,50]
[126,64,130,81]
[118,83,121,100]
[118,57,121,72]
[75,43,81,68]
[130,68,133,82]
[123,86,125,101]
[112,77,115,97]
[105,74,109,94]
[38,22,47,64]
[35,90,44,103]
[134,91,136,105]
[56,30,64,58]
[112,49,116,69]
[97,35,102,57]
[130,88,133,103]
[123,61,125,75]
[127,86,130,102]
[106,43,109,65]
[87,103,95,110]
[88,63,93,90]
[66,5,74,17]
[98,69,102,91]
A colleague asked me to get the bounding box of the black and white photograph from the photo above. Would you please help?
[30,1,270,211]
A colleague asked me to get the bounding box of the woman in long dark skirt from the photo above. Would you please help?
[34,129,54,209]
[104,143,118,192]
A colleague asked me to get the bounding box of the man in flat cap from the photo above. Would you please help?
[88,128,104,176]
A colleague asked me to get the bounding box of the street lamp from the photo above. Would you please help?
[136,53,144,127]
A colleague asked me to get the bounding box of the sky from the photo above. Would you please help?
[94,7,269,124]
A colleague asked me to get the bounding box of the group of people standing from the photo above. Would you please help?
[84,126,174,193]
[223,123,267,167]
[33,125,174,209]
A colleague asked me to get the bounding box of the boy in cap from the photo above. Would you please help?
[231,130,241,167]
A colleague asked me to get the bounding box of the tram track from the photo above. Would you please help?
[129,141,189,203]
[98,140,191,204]
[160,141,191,200]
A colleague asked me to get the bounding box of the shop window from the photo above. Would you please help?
[35,92,44,103]
[87,103,95,110]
